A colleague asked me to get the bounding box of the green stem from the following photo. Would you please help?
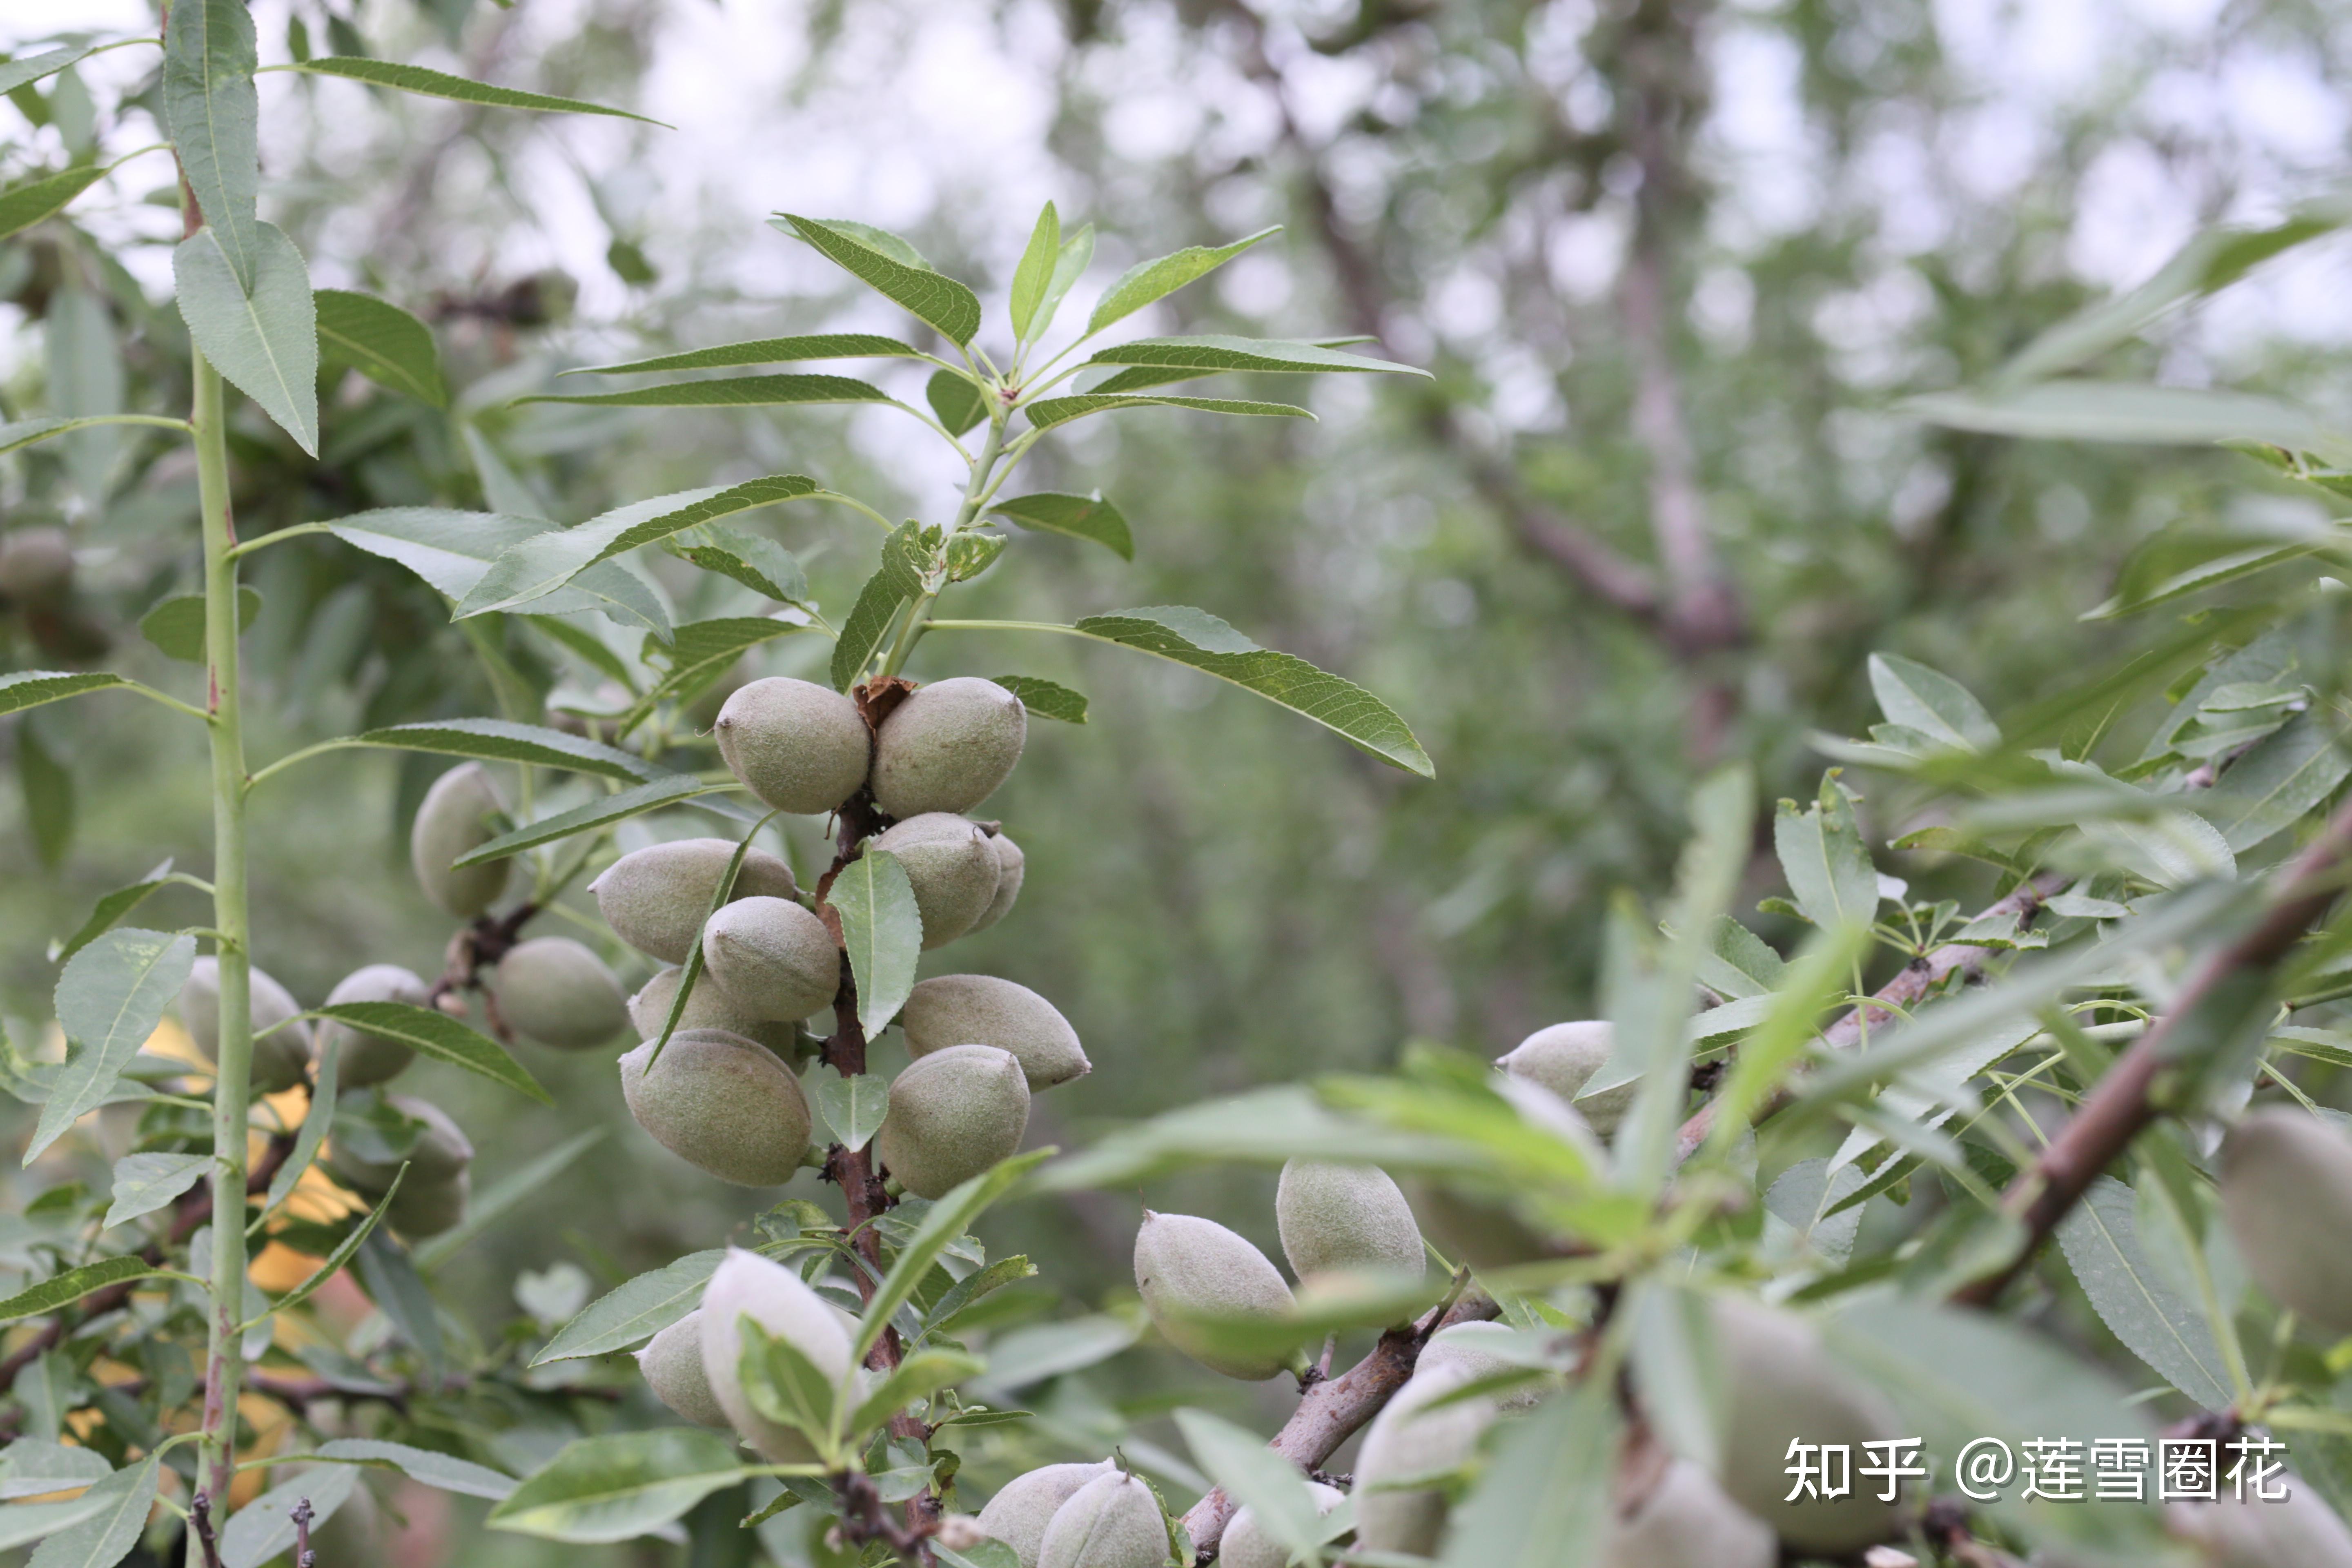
[876,417,1006,682]
[191,347,254,1528]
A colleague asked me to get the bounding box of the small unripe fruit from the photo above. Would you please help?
[871,677,1027,820]
[974,1461,1118,1568]
[714,677,871,815]
[326,1094,472,1193]
[619,1028,813,1186]
[629,967,797,1058]
[1222,1482,1344,1568]
[316,964,432,1086]
[1035,1471,1168,1568]
[699,1248,855,1463]
[869,814,999,949]
[385,1168,468,1239]
[178,957,313,1093]
[902,974,1089,1090]
[874,1045,1031,1199]
[590,838,800,964]
[1354,1363,1500,1557]
[967,833,1025,934]
[2219,1107,2352,1336]
[494,936,630,1049]
[702,897,839,1022]
[0,527,74,601]
[1604,1459,1775,1568]
[1133,1212,1296,1381]
[1499,1020,1635,1136]
[2169,1477,2352,1568]
[637,1309,730,1429]
[1419,1321,1548,1411]
[411,763,511,918]
[1711,1296,1902,1552]
[1276,1160,1424,1282]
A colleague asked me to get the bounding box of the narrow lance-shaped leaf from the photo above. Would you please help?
[1868,653,1999,752]
[990,492,1132,560]
[261,1036,339,1220]
[648,813,780,1063]
[454,776,719,867]
[54,858,178,965]
[174,223,320,456]
[0,47,95,96]
[0,671,130,717]
[312,1437,517,1500]
[773,214,982,345]
[516,372,892,411]
[347,717,661,782]
[485,1430,751,1544]
[562,334,921,376]
[1437,1384,1619,1568]
[853,1149,1054,1363]
[666,526,809,606]
[1023,393,1312,432]
[2055,1176,2233,1412]
[325,507,670,633]
[315,289,448,408]
[259,1165,407,1323]
[28,929,197,1165]
[1087,227,1278,334]
[624,618,815,732]
[830,521,930,692]
[1009,202,1060,341]
[163,0,260,285]
[25,1453,160,1568]
[735,1322,839,1451]
[1773,777,1879,930]
[283,58,667,123]
[532,1249,727,1366]
[846,1349,985,1441]
[310,1002,550,1105]
[1083,335,1428,378]
[1174,1408,1326,1566]
[1904,382,2352,467]
[0,1256,165,1325]
[0,167,109,243]
[2196,710,2352,853]
[991,675,1087,724]
[826,851,920,1035]
[1035,223,1096,343]
[102,1152,210,1229]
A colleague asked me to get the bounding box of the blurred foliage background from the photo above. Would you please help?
[2,0,2349,1557]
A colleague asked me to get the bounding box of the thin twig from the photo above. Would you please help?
[189,1491,223,1568]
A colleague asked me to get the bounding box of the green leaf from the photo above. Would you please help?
[163,0,260,287]
[826,851,920,1034]
[261,1034,337,1221]
[645,814,780,1064]
[327,507,671,633]
[814,1071,886,1156]
[138,585,261,664]
[923,1255,1038,1335]
[1174,1409,1324,1566]
[174,223,320,456]
[29,930,197,1164]
[0,672,130,717]
[773,214,982,346]
[1022,393,1311,432]
[263,1167,403,1323]
[563,334,920,376]
[989,492,1132,560]
[315,288,448,408]
[736,1321,840,1449]
[927,370,989,437]
[0,47,94,96]
[312,1437,516,1500]
[220,1461,358,1568]
[667,526,809,606]
[853,1149,1052,1364]
[2196,710,2352,853]
[1904,382,2352,467]
[0,1439,113,1502]
[102,1152,208,1229]
[517,372,891,412]
[284,58,665,123]
[310,1002,551,1105]
[968,1314,1140,1389]
[1087,227,1278,334]
[1437,1383,1618,1568]
[350,717,661,782]
[830,520,929,691]
[846,1348,984,1441]
[531,1249,726,1366]
[1036,224,1096,344]
[0,167,107,243]
[991,675,1087,724]
[1699,918,1786,1001]
[1773,778,1879,930]
[628,617,816,728]
[25,1453,158,1568]
[454,776,719,867]
[2056,1176,2232,1411]
[354,1229,442,1378]
[487,1430,750,1544]
[1009,202,1060,342]
[455,477,823,617]
[1626,1281,1725,1471]
[0,1257,162,1326]
[1867,653,1998,752]
[414,1126,605,1272]
[17,717,71,871]
[1084,334,1425,378]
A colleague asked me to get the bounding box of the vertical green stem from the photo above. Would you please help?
[876,415,1006,681]
[191,347,254,1530]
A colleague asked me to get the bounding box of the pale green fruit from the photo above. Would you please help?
[178,957,313,1093]
[385,1168,468,1239]
[974,1461,1118,1568]
[315,964,432,1086]
[702,897,839,1022]
[1419,1322,1548,1411]
[967,833,1025,934]
[1276,1160,1424,1282]
[1222,1483,1344,1568]
[1133,1212,1296,1381]
[637,1308,730,1430]
[620,1029,814,1186]
[2221,1107,2352,1336]
[874,1045,1031,1200]
[0,527,74,600]
[1354,1363,1500,1556]
[1499,1020,1636,1136]
[326,1094,472,1193]
[902,974,1088,1090]
[870,814,999,949]
[714,677,871,815]
[2169,1478,2352,1568]
[871,677,1027,820]
[629,967,799,1058]
[1711,1296,1902,1552]
[590,837,800,964]
[1603,1459,1774,1568]
[1035,1471,1169,1568]
[698,1247,855,1462]
[411,762,511,918]
[494,936,630,1049]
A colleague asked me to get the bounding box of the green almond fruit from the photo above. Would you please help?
[1035,1471,1170,1568]
[974,1460,1118,1568]
[902,974,1088,1090]
[1499,1020,1636,1137]
[411,762,512,918]
[178,956,313,1093]
[869,813,999,949]
[1354,1362,1500,1556]
[871,677,1027,820]
[1133,1211,1296,1381]
[2169,1476,2352,1568]
[699,1247,855,1463]
[589,837,801,964]
[967,832,1025,934]
[702,896,840,1022]
[325,1093,473,1194]
[1223,1482,1344,1568]
[1418,1321,1549,1411]
[316,963,432,1086]
[629,966,800,1058]
[385,1167,468,1240]
[1276,1159,1424,1283]
[714,676,871,815]
[1711,1296,1903,1552]
[1604,1458,1775,1568]
[637,1308,731,1430]
[494,936,631,1050]
[2220,1107,2352,1337]
[873,1044,1030,1200]
[0,527,74,600]
[619,1028,814,1186]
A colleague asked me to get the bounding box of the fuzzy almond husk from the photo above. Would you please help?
[1222,1482,1344,1568]
[702,896,840,1023]
[870,813,1000,950]
[1711,1296,1903,1553]
[1275,1159,1424,1282]
[967,832,1026,934]
[973,1461,1118,1568]
[1034,1471,1170,1568]
[494,936,630,1049]
[619,1028,813,1186]
[714,676,871,815]
[871,677,1027,820]
[1132,1212,1295,1381]
[902,973,1088,1090]
[411,762,511,918]
[2221,1107,2352,1337]
[698,1248,854,1463]
[316,963,432,1087]
[874,1044,1030,1199]
[178,956,314,1093]
[637,1308,731,1430]
[590,838,800,965]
